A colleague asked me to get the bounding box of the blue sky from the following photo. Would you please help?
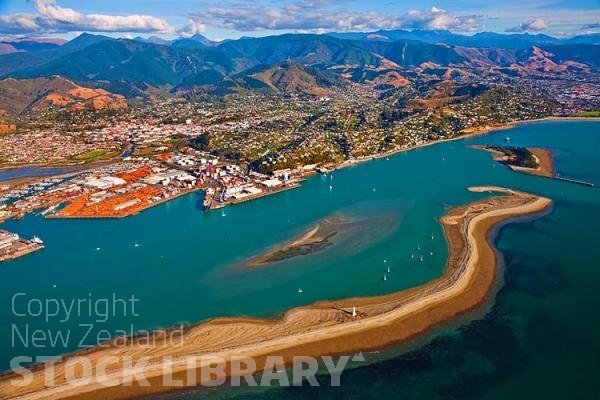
[0,0,599,40]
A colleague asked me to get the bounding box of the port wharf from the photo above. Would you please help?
[0,229,44,262]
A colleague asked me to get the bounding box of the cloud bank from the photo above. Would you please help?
[0,0,174,35]
[193,5,483,33]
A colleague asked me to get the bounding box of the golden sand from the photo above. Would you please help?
[0,187,551,400]
[473,145,555,178]
[527,148,554,178]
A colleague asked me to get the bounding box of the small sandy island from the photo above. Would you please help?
[0,186,551,400]
[246,215,390,267]
[247,218,339,267]
[473,145,554,178]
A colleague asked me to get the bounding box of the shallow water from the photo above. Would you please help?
[1,121,599,399]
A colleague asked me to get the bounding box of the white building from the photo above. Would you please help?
[261,179,282,188]
[84,176,127,190]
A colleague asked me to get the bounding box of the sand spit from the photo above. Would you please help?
[0,187,551,400]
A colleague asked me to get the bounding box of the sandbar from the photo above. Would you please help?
[0,186,551,400]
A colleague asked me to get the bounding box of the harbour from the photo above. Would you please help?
[0,120,599,399]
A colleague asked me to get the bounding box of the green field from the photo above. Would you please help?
[574,110,600,117]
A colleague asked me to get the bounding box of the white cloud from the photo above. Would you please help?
[193,3,483,33]
[0,0,174,35]
[506,18,548,32]
[33,0,82,24]
[180,19,208,37]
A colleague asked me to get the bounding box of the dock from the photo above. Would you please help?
[208,182,301,211]
[555,176,595,187]
[0,230,44,262]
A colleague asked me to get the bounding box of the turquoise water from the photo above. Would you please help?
[1,121,599,398]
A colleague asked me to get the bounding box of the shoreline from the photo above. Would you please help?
[330,117,548,174]
[473,145,555,178]
[46,187,203,220]
[2,117,595,222]
[333,116,600,174]
[4,116,596,184]
[0,186,552,400]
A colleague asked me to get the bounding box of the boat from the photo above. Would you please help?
[40,203,60,216]
[387,266,391,273]
[504,136,511,142]
[382,273,387,281]
[420,255,424,262]
[30,236,43,245]
[298,288,303,293]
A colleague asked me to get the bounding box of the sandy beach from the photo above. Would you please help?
[473,145,555,178]
[0,186,551,400]
[520,148,554,178]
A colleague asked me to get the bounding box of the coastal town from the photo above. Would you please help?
[0,75,599,263]
[1,0,600,398]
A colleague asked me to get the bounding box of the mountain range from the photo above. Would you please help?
[0,29,598,113]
